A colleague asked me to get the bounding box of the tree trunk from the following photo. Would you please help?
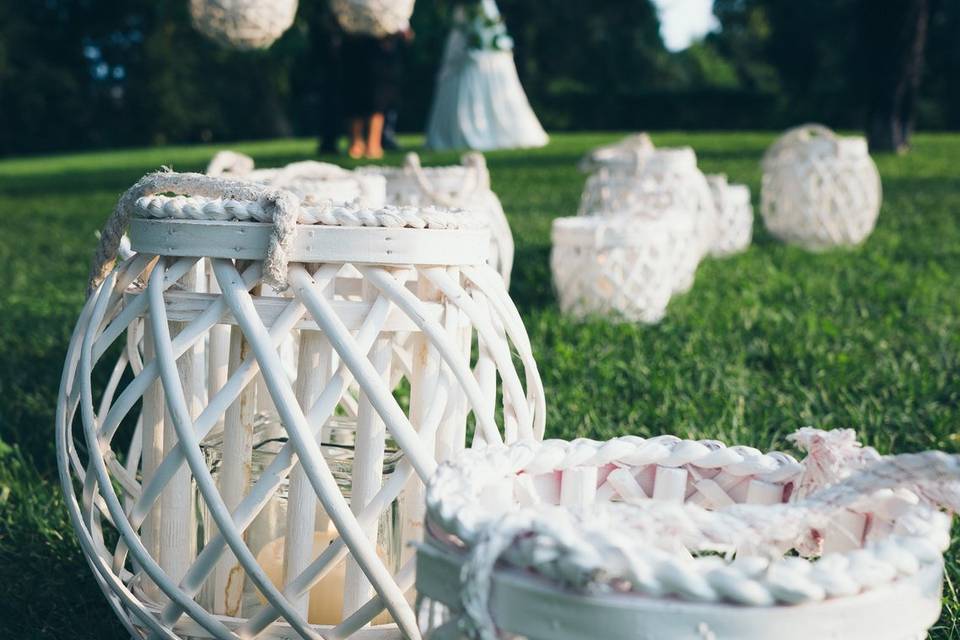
[863,0,930,153]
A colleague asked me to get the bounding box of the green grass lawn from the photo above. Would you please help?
[1,132,958,638]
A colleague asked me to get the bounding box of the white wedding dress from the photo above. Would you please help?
[426,0,548,151]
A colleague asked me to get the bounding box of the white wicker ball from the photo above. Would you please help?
[707,174,754,257]
[761,124,882,250]
[330,0,415,36]
[551,215,691,323]
[189,0,298,50]
[360,153,514,287]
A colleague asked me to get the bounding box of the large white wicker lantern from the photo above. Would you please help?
[417,430,958,640]
[360,153,514,287]
[707,174,753,257]
[206,151,388,208]
[189,0,298,50]
[57,171,545,639]
[550,215,689,323]
[761,124,882,250]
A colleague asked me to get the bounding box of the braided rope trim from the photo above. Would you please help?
[425,433,955,626]
[133,194,486,230]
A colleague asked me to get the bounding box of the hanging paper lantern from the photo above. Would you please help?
[189,0,298,50]
[330,0,416,37]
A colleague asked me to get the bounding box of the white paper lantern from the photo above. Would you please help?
[551,215,690,323]
[330,0,415,36]
[761,124,882,250]
[360,153,513,287]
[57,171,545,640]
[189,0,298,50]
[707,174,754,257]
[578,147,716,293]
[416,430,958,640]
[206,151,387,208]
[577,132,654,174]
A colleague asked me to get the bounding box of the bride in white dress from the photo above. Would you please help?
[426,0,548,151]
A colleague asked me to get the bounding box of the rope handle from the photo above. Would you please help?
[763,123,838,168]
[403,152,488,207]
[87,170,300,295]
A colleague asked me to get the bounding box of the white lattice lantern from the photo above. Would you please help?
[551,215,691,323]
[578,147,715,294]
[761,124,882,250]
[56,171,545,640]
[707,174,754,257]
[417,430,957,640]
[189,0,298,50]
[360,153,514,287]
[207,151,387,208]
[331,0,415,36]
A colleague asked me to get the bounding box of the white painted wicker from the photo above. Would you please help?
[330,0,415,36]
[206,151,388,208]
[359,153,513,287]
[578,147,717,294]
[189,0,298,50]
[551,215,692,324]
[706,174,754,257]
[57,171,545,640]
[761,124,882,250]
[417,430,957,640]
[577,133,655,174]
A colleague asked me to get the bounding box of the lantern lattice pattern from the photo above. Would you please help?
[416,431,956,640]
[206,151,388,208]
[761,124,882,250]
[57,172,545,640]
[577,132,655,174]
[550,215,690,324]
[359,153,514,287]
[330,0,415,36]
[706,174,754,257]
[189,0,298,50]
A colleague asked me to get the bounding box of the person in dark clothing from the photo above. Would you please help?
[342,31,408,159]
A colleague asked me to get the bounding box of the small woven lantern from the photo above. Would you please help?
[577,132,655,174]
[330,0,415,36]
[57,171,545,639]
[761,124,882,250]
[360,153,513,287]
[550,215,693,324]
[189,0,298,50]
[707,174,753,257]
[417,430,958,640]
[206,151,387,208]
[578,147,716,294]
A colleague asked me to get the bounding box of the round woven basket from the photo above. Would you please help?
[761,124,882,250]
[706,174,754,257]
[417,430,957,640]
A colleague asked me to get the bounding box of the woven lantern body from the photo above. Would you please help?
[330,0,415,36]
[360,153,514,287]
[417,431,955,640]
[761,124,882,250]
[578,147,715,294]
[550,215,688,323]
[206,152,388,208]
[56,173,545,640]
[189,0,298,50]
[707,174,754,257]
